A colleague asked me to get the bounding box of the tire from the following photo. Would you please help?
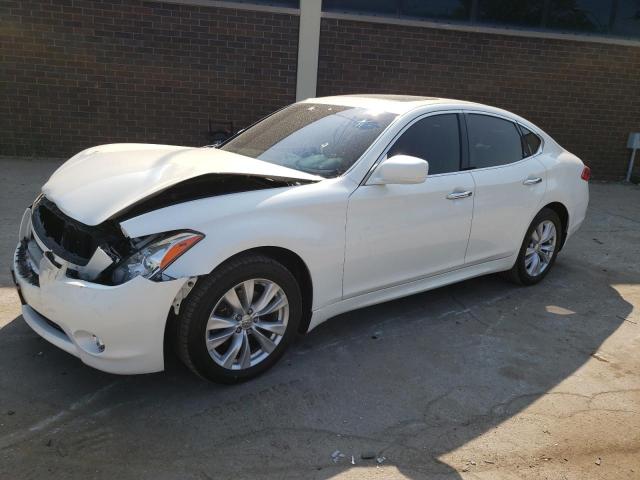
[176,253,302,383]
[505,208,562,286]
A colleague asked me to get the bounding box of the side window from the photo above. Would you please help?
[520,125,542,156]
[387,114,461,175]
[466,114,524,169]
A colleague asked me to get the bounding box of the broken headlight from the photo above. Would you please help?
[111,231,203,284]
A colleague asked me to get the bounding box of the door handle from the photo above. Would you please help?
[523,177,542,185]
[446,191,473,200]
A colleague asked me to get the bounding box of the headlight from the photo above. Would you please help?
[111,231,203,284]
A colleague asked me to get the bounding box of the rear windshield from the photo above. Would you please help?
[220,103,397,178]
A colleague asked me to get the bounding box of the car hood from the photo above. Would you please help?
[42,143,322,226]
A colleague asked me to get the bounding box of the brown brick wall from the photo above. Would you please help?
[0,0,298,157]
[2,3,639,179]
[318,18,640,180]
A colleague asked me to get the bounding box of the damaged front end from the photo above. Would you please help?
[22,173,313,287]
[22,195,203,288]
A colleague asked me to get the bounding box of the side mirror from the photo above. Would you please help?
[367,155,428,185]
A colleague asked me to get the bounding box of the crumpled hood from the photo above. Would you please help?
[42,143,322,226]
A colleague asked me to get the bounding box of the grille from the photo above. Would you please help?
[31,196,123,267]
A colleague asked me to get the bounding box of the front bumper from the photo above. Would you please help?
[12,240,186,375]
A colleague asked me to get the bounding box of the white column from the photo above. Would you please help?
[296,0,322,101]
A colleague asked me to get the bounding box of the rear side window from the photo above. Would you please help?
[388,114,461,175]
[520,125,542,156]
[466,114,524,169]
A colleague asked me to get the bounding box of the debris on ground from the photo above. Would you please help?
[351,455,355,465]
[331,450,346,463]
[376,456,386,465]
[484,460,495,464]
[592,238,604,245]
[7,410,15,416]
[591,352,610,363]
[596,457,602,466]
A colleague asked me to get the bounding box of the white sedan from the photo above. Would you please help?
[12,95,589,382]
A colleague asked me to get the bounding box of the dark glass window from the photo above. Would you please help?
[402,0,471,21]
[547,0,613,33]
[321,0,638,39]
[612,0,640,37]
[476,0,545,26]
[520,126,542,156]
[467,114,524,169]
[220,103,397,178]
[230,0,299,7]
[322,0,398,15]
[388,114,461,175]
[323,0,470,21]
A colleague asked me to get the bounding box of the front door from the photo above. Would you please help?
[343,113,475,298]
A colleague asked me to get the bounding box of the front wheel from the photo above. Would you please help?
[176,254,302,383]
[506,208,562,285]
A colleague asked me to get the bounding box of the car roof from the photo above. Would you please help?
[303,94,483,115]
[302,94,547,137]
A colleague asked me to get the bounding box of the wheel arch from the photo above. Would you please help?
[244,246,314,333]
[163,245,315,365]
[541,201,569,249]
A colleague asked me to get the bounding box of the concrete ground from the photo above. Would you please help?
[0,156,638,480]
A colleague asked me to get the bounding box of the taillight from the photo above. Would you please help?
[581,166,591,181]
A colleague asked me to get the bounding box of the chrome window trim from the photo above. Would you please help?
[462,110,545,173]
[360,109,467,186]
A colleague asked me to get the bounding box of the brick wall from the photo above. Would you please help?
[318,18,640,180]
[2,2,639,179]
[0,0,298,157]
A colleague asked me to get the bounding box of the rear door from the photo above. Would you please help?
[464,113,547,264]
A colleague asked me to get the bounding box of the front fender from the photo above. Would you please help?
[120,180,352,310]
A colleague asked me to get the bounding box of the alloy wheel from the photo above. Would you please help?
[525,220,557,276]
[205,278,289,370]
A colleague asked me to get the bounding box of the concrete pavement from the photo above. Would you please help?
[0,156,638,479]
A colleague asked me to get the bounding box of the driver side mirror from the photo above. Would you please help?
[367,155,428,185]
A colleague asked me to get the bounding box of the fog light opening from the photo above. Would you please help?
[92,335,105,353]
[74,330,106,355]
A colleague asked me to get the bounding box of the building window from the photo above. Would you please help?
[400,0,471,21]
[322,0,399,16]
[612,0,640,37]
[476,0,545,27]
[547,0,614,33]
[229,0,299,8]
[322,0,640,40]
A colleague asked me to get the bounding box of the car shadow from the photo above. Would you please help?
[0,250,634,479]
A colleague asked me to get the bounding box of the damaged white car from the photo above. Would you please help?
[12,95,589,382]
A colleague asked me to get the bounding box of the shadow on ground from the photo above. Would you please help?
[0,158,638,478]
[0,256,635,479]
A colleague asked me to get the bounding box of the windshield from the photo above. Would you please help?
[220,103,398,178]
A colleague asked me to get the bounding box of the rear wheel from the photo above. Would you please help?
[506,208,562,285]
[177,254,301,383]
